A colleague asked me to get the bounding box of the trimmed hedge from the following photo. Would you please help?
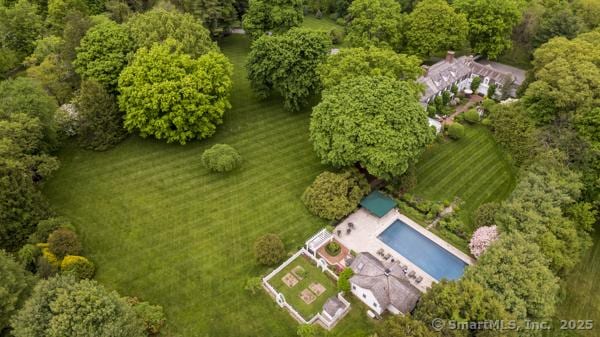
[61,255,95,279]
[201,144,242,172]
[448,122,465,140]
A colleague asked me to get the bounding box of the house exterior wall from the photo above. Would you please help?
[351,282,384,315]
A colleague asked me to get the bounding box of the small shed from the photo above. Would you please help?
[360,191,396,218]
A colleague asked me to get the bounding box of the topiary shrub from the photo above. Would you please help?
[337,268,354,292]
[61,255,95,279]
[464,109,480,123]
[253,234,285,266]
[448,122,465,140]
[48,228,81,259]
[470,76,481,92]
[201,144,242,172]
[325,241,341,256]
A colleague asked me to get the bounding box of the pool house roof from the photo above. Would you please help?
[360,191,396,218]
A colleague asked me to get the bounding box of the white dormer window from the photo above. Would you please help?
[483,77,489,85]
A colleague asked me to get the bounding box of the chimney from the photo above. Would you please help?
[421,65,430,76]
[446,50,455,63]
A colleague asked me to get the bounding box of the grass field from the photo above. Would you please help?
[269,255,338,320]
[302,15,342,31]
[43,34,374,337]
[556,227,600,337]
[411,125,516,232]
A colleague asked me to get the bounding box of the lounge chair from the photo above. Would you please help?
[408,271,416,278]
[415,276,423,283]
[346,228,352,234]
[377,248,384,256]
[348,222,355,229]
[336,229,342,236]
[383,253,391,260]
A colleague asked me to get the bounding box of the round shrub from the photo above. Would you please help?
[201,144,242,172]
[61,255,95,279]
[48,228,81,259]
[253,234,285,266]
[325,241,341,256]
[31,217,74,243]
[448,122,465,140]
[129,299,166,335]
[464,109,480,123]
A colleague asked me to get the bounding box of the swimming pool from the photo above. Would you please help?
[377,219,467,280]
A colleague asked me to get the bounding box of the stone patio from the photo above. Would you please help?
[334,208,475,292]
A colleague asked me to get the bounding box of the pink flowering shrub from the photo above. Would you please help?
[469,225,499,258]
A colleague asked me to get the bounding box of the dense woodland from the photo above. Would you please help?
[1,0,599,336]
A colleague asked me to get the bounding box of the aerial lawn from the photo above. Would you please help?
[556,228,600,337]
[411,125,516,232]
[43,34,373,337]
[269,255,339,320]
[302,15,342,31]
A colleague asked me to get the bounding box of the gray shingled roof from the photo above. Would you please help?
[418,55,516,103]
[349,253,420,313]
[323,296,344,317]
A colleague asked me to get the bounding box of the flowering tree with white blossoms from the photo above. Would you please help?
[469,225,499,258]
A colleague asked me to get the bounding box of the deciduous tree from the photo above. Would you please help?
[125,8,217,57]
[0,0,44,58]
[74,20,133,90]
[242,0,303,39]
[302,169,370,220]
[0,250,33,331]
[454,0,523,58]
[465,233,559,319]
[181,0,237,37]
[118,39,233,144]
[345,0,404,50]
[310,76,434,179]
[405,0,468,57]
[317,47,422,89]
[253,233,285,265]
[247,28,331,111]
[11,275,146,337]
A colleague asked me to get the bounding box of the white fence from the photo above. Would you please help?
[262,248,350,329]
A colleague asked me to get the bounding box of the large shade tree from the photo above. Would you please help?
[310,76,435,179]
[11,275,146,337]
[405,0,468,57]
[118,39,233,144]
[242,0,303,39]
[125,8,217,57]
[0,0,44,60]
[302,168,370,220]
[74,20,133,90]
[345,0,404,50]
[181,0,237,37]
[453,0,523,58]
[317,47,422,89]
[247,28,331,112]
[465,233,559,320]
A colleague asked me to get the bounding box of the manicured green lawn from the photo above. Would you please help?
[269,255,339,320]
[411,125,516,232]
[556,227,600,337]
[302,15,342,31]
[43,35,374,337]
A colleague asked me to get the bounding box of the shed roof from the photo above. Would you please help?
[360,191,396,218]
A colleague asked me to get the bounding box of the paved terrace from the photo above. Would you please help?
[334,208,475,292]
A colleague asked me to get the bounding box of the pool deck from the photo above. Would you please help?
[334,208,475,292]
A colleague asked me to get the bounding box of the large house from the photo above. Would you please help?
[348,252,421,316]
[418,51,526,106]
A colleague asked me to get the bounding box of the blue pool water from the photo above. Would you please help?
[377,220,467,280]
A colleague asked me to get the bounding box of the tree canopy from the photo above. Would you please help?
[0,250,33,331]
[345,0,404,50]
[317,47,422,89]
[405,0,468,57]
[376,315,438,337]
[0,0,44,59]
[310,76,434,180]
[465,233,559,319]
[454,0,523,58]
[247,28,331,112]
[125,8,217,57]
[74,20,133,90]
[301,168,370,220]
[11,275,146,337]
[181,0,238,37]
[118,39,233,144]
[242,0,303,39]
[75,80,127,151]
